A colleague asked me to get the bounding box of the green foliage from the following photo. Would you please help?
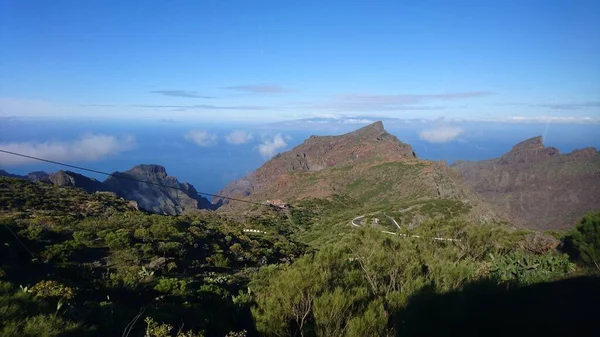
[154,277,191,297]
[313,287,366,337]
[0,177,306,336]
[0,176,597,335]
[345,299,387,337]
[41,240,82,262]
[489,252,574,284]
[29,280,76,301]
[563,211,600,269]
[250,220,577,336]
[72,230,94,246]
[144,317,204,337]
[0,281,91,336]
[104,229,131,250]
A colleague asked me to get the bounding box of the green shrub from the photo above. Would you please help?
[489,252,573,284]
[72,231,94,246]
[154,277,190,297]
[29,280,76,301]
[104,229,131,250]
[563,211,600,269]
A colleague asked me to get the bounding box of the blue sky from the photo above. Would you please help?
[0,0,599,123]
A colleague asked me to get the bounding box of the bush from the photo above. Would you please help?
[563,211,600,269]
[72,231,94,246]
[154,277,190,297]
[104,229,131,250]
[489,252,573,284]
[29,280,76,301]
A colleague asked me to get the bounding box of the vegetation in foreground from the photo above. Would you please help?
[1,177,599,336]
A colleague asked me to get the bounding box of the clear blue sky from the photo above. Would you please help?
[1,0,599,122]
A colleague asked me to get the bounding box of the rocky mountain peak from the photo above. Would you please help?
[127,164,168,178]
[217,121,418,204]
[509,136,545,153]
[353,120,385,134]
[500,136,560,164]
[453,136,600,229]
[49,170,104,191]
[1,164,215,215]
[568,147,598,159]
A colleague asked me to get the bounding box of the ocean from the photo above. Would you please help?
[1,117,599,194]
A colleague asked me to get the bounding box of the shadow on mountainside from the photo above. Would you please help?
[397,276,600,337]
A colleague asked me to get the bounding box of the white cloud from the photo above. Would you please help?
[225,130,253,145]
[498,116,598,123]
[0,134,135,166]
[184,130,217,147]
[419,126,465,143]
[258,134,288,159]
[341,118,375,124]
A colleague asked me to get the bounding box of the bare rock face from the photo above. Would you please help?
[2,165,216,216]
[452,136,600,230]
[49,170,104,192]
[103,164,216,215]
[498,136,560,165]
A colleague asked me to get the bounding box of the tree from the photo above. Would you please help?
[313,287,366,337]
[564,211,600,269]
[251,257,324,336]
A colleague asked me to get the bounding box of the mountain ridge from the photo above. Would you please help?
[218,121,417,202]
[0,164,216,215]
[218,121,501,224]
[452,136,600,229]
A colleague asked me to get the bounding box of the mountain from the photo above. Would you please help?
[0,175,136,216]
[103,164,216,215]
[218,121,500,224]
[0,166,215,215]
[452,136,600,229]
[48,170,105,192]
[0,169,23,179]
[220,121,414,197]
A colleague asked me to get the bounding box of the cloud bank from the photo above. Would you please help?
[132,104,269,110]
[225,130,253,145]
[0,134,135,166]
[529,101,600,110]
[258,134,288,158]
[149,90,212,98]
[224,85,293,94]
[419,126,465,143]
[184,130,218,147]
[304,91,491,111]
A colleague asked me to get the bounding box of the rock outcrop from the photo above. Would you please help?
[452,136,600,229]
[103,165,216,215]
[1,165,215,215]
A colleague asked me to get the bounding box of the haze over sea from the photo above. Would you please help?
[2,117,598,194]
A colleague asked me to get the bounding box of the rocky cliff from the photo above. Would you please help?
[452,136,600,229]
[103,165,215,215]
[0,166,215,215]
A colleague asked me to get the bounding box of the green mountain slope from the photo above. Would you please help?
[0,177,305,336]
[1,173,599,336]
[219,122,503,244]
